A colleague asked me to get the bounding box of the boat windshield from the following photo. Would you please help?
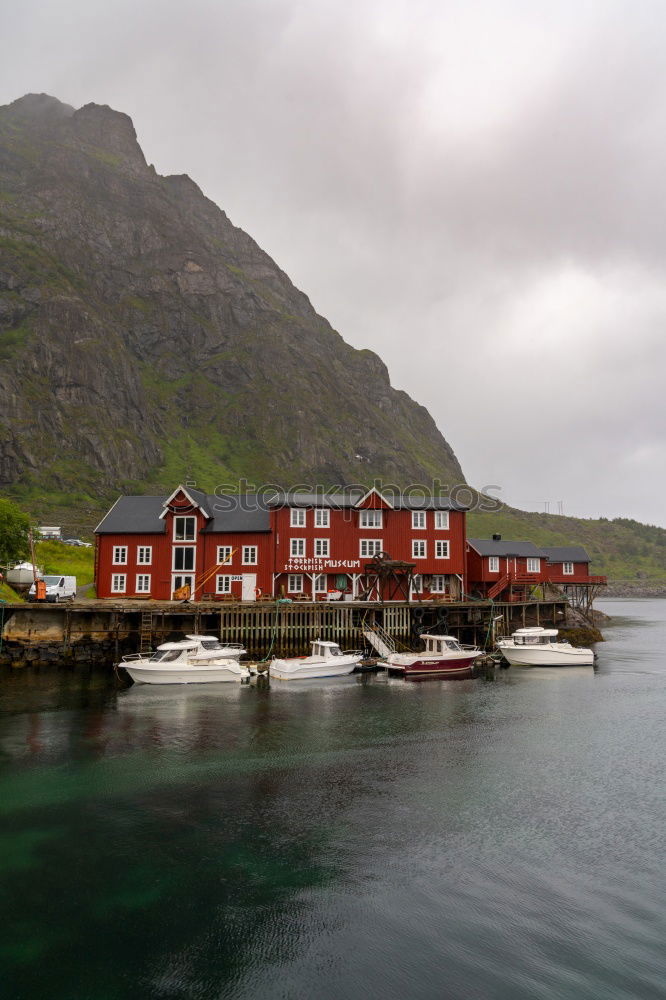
[149,649,186,662]
[445,640,460,650]
[515,635,551,645]
[200,640,223,650]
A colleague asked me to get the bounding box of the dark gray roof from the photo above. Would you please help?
[541,545,590,563]
[95,493,270,534]
[265,489,468,511]
[95,496,167,534]
[468,538,544,557]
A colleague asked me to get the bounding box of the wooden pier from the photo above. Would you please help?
[0,597,571,665]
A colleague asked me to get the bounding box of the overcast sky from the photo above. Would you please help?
[3,0,666,526]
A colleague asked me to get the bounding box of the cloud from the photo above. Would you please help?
[2,0,665,523]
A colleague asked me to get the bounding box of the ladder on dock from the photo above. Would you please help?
[362,623,396,658]
[139,611,153,654]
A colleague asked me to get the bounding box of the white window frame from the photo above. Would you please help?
[112,545,127,566]
[135,574,151,594]
[527,558,541,573]
[216,575,231,594]
[434,511,449,530]
[173,515,196,541]
[412,574,423,593]
[288,573,303,593]
[136,545,152,566]
[412,539,427,559]
[290,508,306,527]
[111,573,126,593]
[217,545,233,565]
[359,509,383,529]
[488,556,500,573]
[411,511,426,530]
[242,545,257,565]
[314,508,330,528]
[360,538,383,557]
[314,538,330,557]
[314,574,327,593]
[431,575,447,593]
[563,561,574,575]
[435,540,449,559]
[290,538,305,558]
[172,546,196,572]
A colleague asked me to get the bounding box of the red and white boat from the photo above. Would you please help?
[384,634,480,678]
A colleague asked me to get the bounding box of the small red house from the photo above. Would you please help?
[466,537,546,599]
[540,546,592,583]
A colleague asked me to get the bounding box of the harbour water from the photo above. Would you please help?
[1,600,665,999]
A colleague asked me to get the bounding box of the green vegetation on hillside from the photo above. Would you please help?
[35,541,95,586]
[468,507,666,581]
[0,581,22,602]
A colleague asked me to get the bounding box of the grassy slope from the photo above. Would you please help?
[0,581,22,602]
[35,540,95,586]
[468,507,666,581]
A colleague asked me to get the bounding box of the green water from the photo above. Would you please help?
[1,600,666,999]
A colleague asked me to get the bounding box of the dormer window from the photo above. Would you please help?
[174,516,196,541]
[359,510,382,528]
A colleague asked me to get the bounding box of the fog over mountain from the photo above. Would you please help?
[2,0,666,525]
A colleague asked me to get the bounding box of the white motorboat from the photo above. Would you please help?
[6,561,43,586]
[270,640,363,681]
[496,627,594,666]
[384,634,481,678]
[119,635,250,684]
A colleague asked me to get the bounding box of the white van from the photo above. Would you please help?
[29,575,77,603]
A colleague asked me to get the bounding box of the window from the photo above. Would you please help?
[314,508,330,527]
[112,545,127,565]
[488,556,500,573]
[431,575,447,593]
[137,546,152,565]
[527,558,541,573]
[290,538,305,557]
[173,547,195,571]
[412,539,427,558]
[290,508,306,527]
[136,574,151,593]
[360,538,383,557]
[216,575,231,594]
[174,516,196,541]
[111,574,126,593]
[434,511,449,530]
[412,574,423,593]
[314,574,327,593]
[412,511,426,529]
[242,545,257,565]
[314,538,329,557]
[563,561,574,575]
[435,540,449,559]
[217,546,233,565]
[359,509,382,529]
[288,574,303,593]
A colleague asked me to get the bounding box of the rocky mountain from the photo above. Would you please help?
[0,93,464,515]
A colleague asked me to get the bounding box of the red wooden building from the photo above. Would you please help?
[467,537,607,601]
[95,485,469,602]
[466,537,546,600]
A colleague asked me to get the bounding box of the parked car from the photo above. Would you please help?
[62,538,92,547]
[28,576,77,602]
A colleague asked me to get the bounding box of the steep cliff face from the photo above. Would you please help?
[0,94,464,508]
